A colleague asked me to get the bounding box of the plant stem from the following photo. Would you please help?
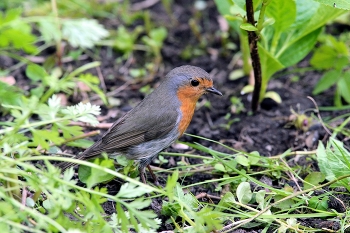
[246,0,262,112]
[240,30,251,75]
[51,0,62,66]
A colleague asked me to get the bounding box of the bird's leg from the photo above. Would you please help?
[140,171,147,184]
[147,165,160,186]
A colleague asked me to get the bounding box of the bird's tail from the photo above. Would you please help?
[57,140,101,172]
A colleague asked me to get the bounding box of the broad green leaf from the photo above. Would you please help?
[314,0,350,10]
[236,182,252,204]
[78,158,115,188]
[277,27,322,67]
[26,64,48,81]
[304,172,326,190]
[313,70,340,95]
[316,139,350,190]
[258,44,284,80]
[291,0,319,29]
[311,45,340,70]
[296,3,345,39]
[265,0,296,33]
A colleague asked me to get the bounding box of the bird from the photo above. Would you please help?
[58,65,222,184]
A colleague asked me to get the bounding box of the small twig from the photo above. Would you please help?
[44,152,75,157]
[307,96,333,136]
[149,165,215,175]
[21,187,27,210]
[96,66,107,92]
[69,121,112,129]
[269,150,317,159]
[25,54,89,63]
[62,130,100,144]
[195,192,221,200]
[131,0,160,11]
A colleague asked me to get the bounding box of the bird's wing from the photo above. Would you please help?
[82,107,180,158]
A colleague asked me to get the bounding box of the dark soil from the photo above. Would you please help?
[4,0,350,232]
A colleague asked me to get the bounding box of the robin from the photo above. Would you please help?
[58,65,222,184]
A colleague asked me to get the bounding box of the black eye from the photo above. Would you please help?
[191,79,199,87]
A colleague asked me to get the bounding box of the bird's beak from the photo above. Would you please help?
[206,87,223,96]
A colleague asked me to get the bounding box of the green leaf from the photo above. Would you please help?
[236,182,252,204]
[116,183,151,198]
[214,163,227,172]
[62,19,109,48]
[277,27,322,67]
[266,0,296,33]
[241,85,254,94]
[291,0,319,29]
[258,44,284,80]
[236,154,249,166]
[255,190,266,209]
[229,69,245,80]
[78,158,115,188]
[38,19,61,43]
[264,91,282,104]
[312,70,341,95]
[248,151,260,165]
[314,0,350,10]
[338,71,350,104]
[66,139,94,148]
[316,139,350,191]
[0,82,22,106]
[309,196,329,211]
[61,102,101,126]
[0,15,38,53]
[214,0,241,31]
[240,23,258,31]
[116,203,128,232]
[303,172,325,190]
[30,129,65,150]
[216,192,236,211]
[26,64,48,81]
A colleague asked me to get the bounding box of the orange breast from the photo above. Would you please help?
[176,86,201,136]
